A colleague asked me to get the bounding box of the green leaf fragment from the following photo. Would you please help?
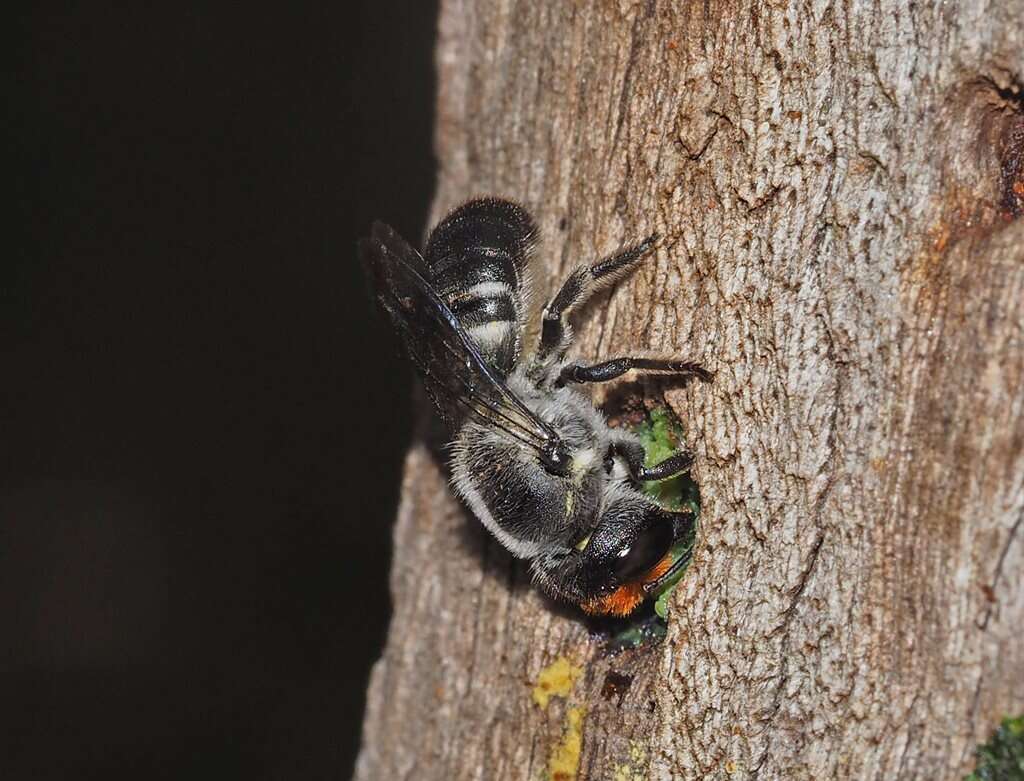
[632,406,700,620]
[607,614,668,652]
[607,407,702,649]
[634,407,700,514]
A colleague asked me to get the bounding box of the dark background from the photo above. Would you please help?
[4,4,436,778]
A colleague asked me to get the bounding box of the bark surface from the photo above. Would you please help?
[356,2,1024,779]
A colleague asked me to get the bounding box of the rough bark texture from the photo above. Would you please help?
[356,2,1024,779]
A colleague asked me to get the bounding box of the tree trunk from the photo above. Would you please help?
[355,2,1024,779]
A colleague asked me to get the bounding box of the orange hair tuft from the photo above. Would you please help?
[580,553,675,617]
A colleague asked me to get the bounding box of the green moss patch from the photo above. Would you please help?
[965,715,1024,781]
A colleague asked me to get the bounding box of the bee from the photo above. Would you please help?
[359,198,710,616]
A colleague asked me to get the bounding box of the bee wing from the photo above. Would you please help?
[360,222,557,450]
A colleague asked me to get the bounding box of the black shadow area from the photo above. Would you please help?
[3,4,436,779]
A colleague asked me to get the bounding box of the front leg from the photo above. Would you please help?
[610,434,694,483]
[556,356,712,387]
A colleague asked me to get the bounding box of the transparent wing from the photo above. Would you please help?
[360,221,557,451]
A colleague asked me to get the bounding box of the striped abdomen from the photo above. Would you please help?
[423,198,536,377]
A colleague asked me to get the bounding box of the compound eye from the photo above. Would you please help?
[610,521,674,584]
[539,441,571,476]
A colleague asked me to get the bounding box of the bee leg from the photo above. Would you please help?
[610,435,693,482]
[538,234,658,358]
[555,357,711,387]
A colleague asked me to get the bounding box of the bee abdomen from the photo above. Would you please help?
[445,281,519,369]
[423,199,536,376]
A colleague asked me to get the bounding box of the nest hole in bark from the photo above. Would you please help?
[591,385,704,655]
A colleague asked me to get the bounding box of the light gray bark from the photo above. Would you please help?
[356,1,1024,779]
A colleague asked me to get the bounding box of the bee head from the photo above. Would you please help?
[575,504,694,617]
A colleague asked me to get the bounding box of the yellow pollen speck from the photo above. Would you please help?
[532,656,583,710]
[612,741,648,781]
[548,706,586,781]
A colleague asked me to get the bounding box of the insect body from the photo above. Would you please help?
[360,199,709,616]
